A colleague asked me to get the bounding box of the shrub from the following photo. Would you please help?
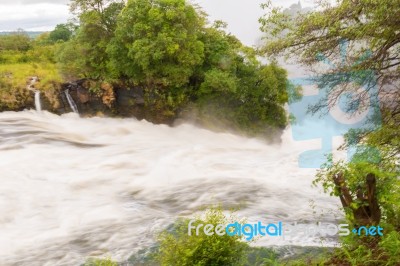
[154,207,282,266]
[83,257,118,266]
[155,208,248,266]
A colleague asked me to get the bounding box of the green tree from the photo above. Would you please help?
[260,0,400,263]
[57,0,292,133]
[107,0,205,87]
[259,0,400,208]
[260,0,400,114]
[49,23,75,43]
[0,30,31,51]
[70,0,124,37]
[104,0,206,121]
[194,23,290,134]
[57,1,124,79]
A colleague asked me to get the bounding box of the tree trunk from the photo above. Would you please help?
[333,173,381,226]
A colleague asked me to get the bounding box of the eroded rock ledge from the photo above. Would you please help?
[11,78,174,125]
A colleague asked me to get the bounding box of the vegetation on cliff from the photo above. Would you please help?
[0,0,293,135]
[54,0,293,134]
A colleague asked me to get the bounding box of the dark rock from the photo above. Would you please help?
[115,87,145,107]
[77,87,89,104]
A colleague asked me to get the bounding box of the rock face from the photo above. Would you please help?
[77,86,89,104]
[40,79,169,123]
[115,87,145,106]
[77,80,148,118]
[1,77,162,122]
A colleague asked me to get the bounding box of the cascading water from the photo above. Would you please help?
[65,89,79,114]
[0,111,341,265]
[26,77,42,112]
[34,90,42,112]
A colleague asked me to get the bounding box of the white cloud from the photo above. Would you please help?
[0,0,69,4]
[0,2,70,31]
[0,0,314,44]
[193,0,315,46]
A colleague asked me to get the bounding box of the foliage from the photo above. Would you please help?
[315,154,400,227]
[83,257,118,266]
[318,225,400,266]
[196,62,289,134]
[57,0,124,79]
[0,30,62,111]
[260,0,400,134]
[0,31,31,51]
[155,207,279,266]
[193,24,290,134]
[49,23,76,43]
[313,132,400,265]
[56,0,291,132]
[260,0,400,100]
[156,208,247,266]
[108,0,205,87]
[363,109,400,159]
[56,38,92,80]
[378,230,400,265]
[261,0,400,264]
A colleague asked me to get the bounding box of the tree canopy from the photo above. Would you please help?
[260,0,400,156]
[49,24,76,43]
[261,0,399,76]
[108,0,205,87]
[0,31,31,51]
[260,0,400,114]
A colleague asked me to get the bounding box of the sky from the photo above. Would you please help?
[0,0,315,46]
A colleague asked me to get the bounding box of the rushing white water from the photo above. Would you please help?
[0,111,341,265]
[65,90,79,114]
[34,91,42,112]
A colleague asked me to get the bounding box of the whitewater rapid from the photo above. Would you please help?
[0,111,341,265]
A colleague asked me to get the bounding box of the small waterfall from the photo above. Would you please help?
[34,91,42,112]
[65,89,79,114]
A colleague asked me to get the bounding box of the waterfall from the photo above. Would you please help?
[34,91,42,112]
[65,89,79,114]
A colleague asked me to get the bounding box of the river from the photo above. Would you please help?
[0,110,340,265]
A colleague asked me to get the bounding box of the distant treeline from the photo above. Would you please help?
[0,31,45,39]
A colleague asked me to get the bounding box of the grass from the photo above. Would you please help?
[0,62,62,89]
[0,61,63,111]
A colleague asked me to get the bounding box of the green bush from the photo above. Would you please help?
[154,208,281,266]
[83,257,118,266]
[314,145,400,265]
[0,32,31,51]
[155,208,248,266]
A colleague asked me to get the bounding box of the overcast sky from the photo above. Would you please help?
[0,0,315,46]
